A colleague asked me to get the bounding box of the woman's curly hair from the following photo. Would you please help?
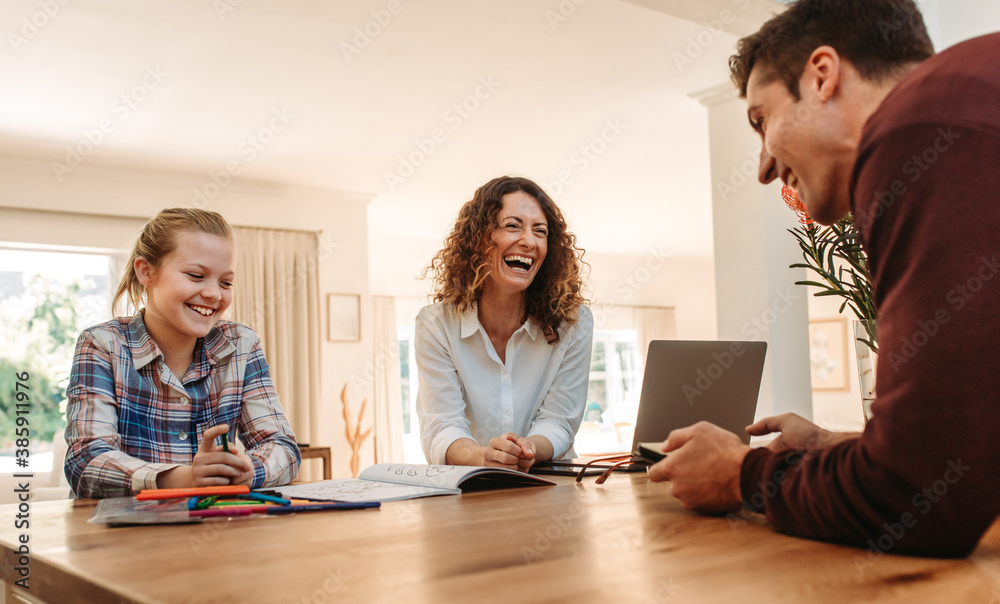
[425,176,588,345]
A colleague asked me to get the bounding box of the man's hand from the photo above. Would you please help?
[648,422,750,514]
[483,433,536,471]
[746,413,859,452]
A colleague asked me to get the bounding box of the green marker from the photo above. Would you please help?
[221,433,230,453]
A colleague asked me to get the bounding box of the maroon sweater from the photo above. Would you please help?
[740,32,1000,557]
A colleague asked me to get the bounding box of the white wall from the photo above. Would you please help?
[0,148,375,480]
[695,84,813,424]
[919,0,1000,51]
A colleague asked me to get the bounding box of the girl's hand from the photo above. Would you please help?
[189,424,252,486]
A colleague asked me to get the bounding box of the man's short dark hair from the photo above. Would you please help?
[730,0,934,99]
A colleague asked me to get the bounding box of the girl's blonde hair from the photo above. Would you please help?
[112,208,233,315]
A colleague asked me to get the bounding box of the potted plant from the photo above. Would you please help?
[783,186,877,420]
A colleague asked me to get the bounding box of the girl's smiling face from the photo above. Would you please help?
[136,230,235,347]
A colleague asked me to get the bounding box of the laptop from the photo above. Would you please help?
[530,340,766,475]
[631,340,767,460]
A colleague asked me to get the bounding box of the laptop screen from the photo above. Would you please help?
[630,340,767,452]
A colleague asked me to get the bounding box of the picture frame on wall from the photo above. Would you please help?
[808,317,849,391]
[327,293,361,342]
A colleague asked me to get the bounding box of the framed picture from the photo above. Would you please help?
[808,317,849,391]
[327,294,361,342]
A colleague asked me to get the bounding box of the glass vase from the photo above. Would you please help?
[853,319,878,424]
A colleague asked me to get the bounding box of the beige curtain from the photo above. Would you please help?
[231,227,322,449]
[372,296,404,463]
[634,306,677,368]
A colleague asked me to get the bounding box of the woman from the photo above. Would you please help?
[416,176,593,471]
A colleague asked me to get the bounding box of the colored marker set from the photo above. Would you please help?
[134,485,380,518]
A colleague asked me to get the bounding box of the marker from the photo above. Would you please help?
[136,485,250,500]
[189,505,270,518]
[239,493,291,506]
[267,501,381,514]
[195,496,219,510]
[221,433,230,453]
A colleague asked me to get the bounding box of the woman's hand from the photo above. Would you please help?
[483,433,536,471]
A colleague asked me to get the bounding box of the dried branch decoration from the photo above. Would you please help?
[340,384,372,478]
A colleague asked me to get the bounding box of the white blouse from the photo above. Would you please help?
[415,301,594,465]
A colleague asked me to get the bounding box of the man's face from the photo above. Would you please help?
[746,67,853,225]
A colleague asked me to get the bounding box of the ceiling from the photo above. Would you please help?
[0,0,785,257]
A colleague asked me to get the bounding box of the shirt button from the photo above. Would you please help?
[178,431,188,441]
[180,397,189,406]
[502,372,510,379]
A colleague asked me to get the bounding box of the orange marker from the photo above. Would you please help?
[136,485,250,501]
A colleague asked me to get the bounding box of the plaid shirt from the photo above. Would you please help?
[65,312,301,498]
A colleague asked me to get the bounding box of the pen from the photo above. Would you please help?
[189,505,271,518]
[221,433,230,453]
[239,493,291,506]
[267,501,381,514]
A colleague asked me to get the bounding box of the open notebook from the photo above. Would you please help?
[271,463,555,502]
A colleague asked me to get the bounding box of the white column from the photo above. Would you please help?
[692,83,813,422]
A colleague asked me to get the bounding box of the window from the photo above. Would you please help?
[575,330,643,455]
[397,324,425,463]
[395,321,646,460]
[0,247,119,472]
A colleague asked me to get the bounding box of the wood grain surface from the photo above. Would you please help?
[3,474,1000,603]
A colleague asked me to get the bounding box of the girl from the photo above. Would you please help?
[416,176,593,471]
[65,208,300,498]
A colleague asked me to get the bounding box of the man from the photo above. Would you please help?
[649,0,1000,557]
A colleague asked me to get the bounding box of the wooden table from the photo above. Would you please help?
[3,474,1000,603]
